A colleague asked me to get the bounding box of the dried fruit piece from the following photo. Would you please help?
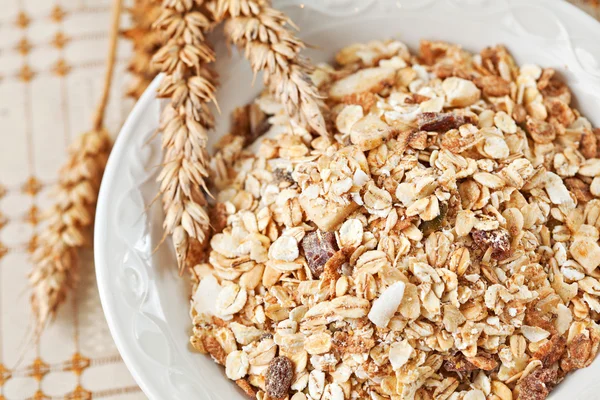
[266,356,294,399]
[560,333,593,372]
[472,228,511,260]
[419,202,448,236]
[301,230,339,278]
[533,335,566,367]
[526,117,556,144]
[418,112,474,132]
[515,368,558,400]
[443,355,478,373]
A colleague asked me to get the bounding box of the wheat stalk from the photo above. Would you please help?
[153,0,218,272]
[29,0,123,331]
[216,0,327,136]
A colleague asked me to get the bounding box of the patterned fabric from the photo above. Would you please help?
[0,0,142,398]
[0,0,596,398]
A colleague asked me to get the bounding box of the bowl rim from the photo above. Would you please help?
[95,74,163,397]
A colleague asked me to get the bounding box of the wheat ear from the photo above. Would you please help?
[29,0,122,331]
[153,0,218,273]
[123,0,163,98]
[216,0,327,136]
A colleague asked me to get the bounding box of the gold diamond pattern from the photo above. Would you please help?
[0,243,7,261]
[50,5,67,23]
[18,65,35,82]
[65,386,92,400]
[0,212,8,230]
[25,205,40,226]
[26,358,50,381]
[51,31,69,49]
[52,58,71,76]
[15,11,30,29]
[66,352,90,376]
[22,176,42,196]
[0,363,11,386]
[29,390,50,400]
[16,37,33,55]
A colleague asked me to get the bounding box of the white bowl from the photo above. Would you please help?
[95,1,600,399]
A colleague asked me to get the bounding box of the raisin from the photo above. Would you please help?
[443,355,478,373]
[274,168,295,184]
[266,356,294,399]
[419,202,448,236]
[472,228,511,260]
[418,112,475,132]
[301,230,339,278]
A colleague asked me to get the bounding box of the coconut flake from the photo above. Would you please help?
[368,281,406,328]
[193,275,222,316]
[521,325,550,343]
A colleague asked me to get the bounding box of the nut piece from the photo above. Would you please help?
[266,356,294,399]
[472,228,511,260]
[350,114,394,151]
[418,112,474,132]
[299,191,360,232]
[301,230,339,278]
[329,67,396,100]
[570,240,600,273]
[442,77,481,107]
[368,281,406,328]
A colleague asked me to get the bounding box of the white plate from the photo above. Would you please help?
[95,1,600,399]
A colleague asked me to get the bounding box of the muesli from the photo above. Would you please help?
[189,39,600,400]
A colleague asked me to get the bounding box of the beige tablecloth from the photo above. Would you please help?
[0,0,142,398]
[0,0,597,399]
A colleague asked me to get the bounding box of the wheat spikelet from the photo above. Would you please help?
[216,0,327,136]
[29,0,123,331]
[30,130,111,327]
[123,0,163,98]
[153,0,218,272]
